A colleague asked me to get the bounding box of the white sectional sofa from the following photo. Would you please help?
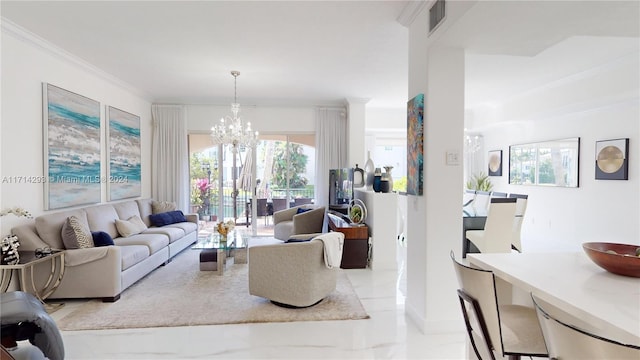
[11,199,198,302]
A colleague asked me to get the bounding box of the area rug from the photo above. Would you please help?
[56,250,369,331]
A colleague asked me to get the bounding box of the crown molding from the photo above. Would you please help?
[1,17,153,102]
[345,97,371,105]
[397,1,428,28]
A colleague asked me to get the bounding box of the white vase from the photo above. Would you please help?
[364,151,375,191]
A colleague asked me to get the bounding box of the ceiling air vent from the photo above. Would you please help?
[429,0,446,34]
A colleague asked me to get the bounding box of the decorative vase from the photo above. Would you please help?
[373,167,382,192]
[383,166,394,192]
[364,151,375,191]
[353,164,365,188]
[380,179,390,193]
[1,235,20,265]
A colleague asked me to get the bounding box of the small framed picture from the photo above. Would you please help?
[488,150,502,176]
[595,138,629,180]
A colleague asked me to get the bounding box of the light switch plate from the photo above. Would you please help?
[445,150,460,166]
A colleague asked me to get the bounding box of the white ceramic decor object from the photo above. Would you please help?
[364,151,375,191]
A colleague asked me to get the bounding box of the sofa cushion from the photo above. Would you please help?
[149,211,187,227]
[142,227,185,243]
[84,204,120,239]
[112,201,141,222]
[115,215,148,237]
[115,233,170,254]
[164,221,198,235]
[61,215,94,249]
[35,209,87,249]
[151,200,177,214]
[135,198,154,227]
[296,207,311,214]
[91,231,115,247]
[119,245,150,270]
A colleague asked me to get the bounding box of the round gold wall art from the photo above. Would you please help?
[489,153,501,172]
[597,145,624,173]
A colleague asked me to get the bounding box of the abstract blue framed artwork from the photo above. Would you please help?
[43,83,101,210]
[407,94,424,196]
[106,106,141,201]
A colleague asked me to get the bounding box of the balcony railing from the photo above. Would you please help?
[192,187,315,223]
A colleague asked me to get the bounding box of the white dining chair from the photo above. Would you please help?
[473,191,491,213]
[509,194,528,252]
[451,252,548,360]
[466,197,517,253]
[532,294,640,359]
[463,189,476,207]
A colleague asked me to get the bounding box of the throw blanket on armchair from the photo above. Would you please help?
[314,232,345,268]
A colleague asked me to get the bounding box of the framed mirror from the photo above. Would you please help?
[509,137,580,187]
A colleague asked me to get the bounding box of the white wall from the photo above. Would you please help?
[471,51,640,251]
[185,100,406,175]
[185,104,316,134]
[1,25,152,234]
[365,107,405,130]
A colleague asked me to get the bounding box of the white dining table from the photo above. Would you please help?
[467,251,640,346]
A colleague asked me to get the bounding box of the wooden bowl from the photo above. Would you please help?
[582,242,640,278]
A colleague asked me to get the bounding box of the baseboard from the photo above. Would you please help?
[405,301,426,332]
[405,302,464,334]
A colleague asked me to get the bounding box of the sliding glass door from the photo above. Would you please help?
[252,134,315,235]
[188,133,315,236]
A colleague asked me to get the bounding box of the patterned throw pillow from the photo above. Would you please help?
[61,215,94,249]
[151,201,177,214]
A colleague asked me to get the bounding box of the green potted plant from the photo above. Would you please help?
[466,172,493,192]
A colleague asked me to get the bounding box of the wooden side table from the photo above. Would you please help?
[328,213,369,269]
[0,250,65,312]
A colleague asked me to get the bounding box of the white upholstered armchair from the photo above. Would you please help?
[272,205,325,240]
[248,232,344,307]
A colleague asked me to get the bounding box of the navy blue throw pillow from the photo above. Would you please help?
[285,237,314,243]
[91,231,114,247]
[296,207,311,214]
[149,210,187,227]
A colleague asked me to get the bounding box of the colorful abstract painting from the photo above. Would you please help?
[43,83,101,210]
[407,94,424,196]
[107,106,141,201]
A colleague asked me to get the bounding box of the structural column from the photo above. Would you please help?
[346,98,369,167]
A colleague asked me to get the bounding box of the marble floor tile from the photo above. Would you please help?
[51,244,467,359]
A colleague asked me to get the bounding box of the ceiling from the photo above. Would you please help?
[1,0,409,108]
[2,1,639,112]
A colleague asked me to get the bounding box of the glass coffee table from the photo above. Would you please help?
[191,231,247,274]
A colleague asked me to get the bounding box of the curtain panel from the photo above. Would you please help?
[315,107,348,208]
[151,104,189,212]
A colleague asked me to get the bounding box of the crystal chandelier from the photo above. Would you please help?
[210,71,259,149]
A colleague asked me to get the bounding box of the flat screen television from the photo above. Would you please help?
[329,168,354,214]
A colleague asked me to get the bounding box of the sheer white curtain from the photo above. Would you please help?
[151,105,189,212]
[315,108,347,207]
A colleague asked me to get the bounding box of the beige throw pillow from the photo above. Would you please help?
[151,201,177,214]
[115,215,148,237]
[129,215,148,232]
[61,215,94,249]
